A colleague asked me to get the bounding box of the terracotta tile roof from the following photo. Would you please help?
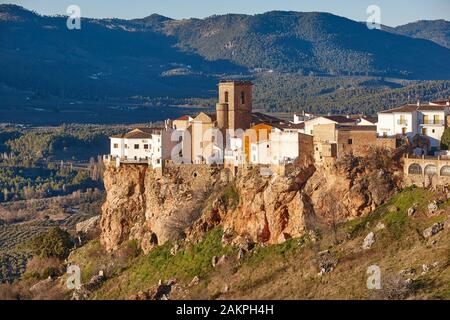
[379,104,419,114]
[251,112,284,125]
[322,115,356,124]
[175,115,191,121]
[110,127,163,139]
[361,116,378,124]
[381,103,448,114]
[273,122,305,130]
[417,105,447,111]
[431,99,450,105]
[338,125,377,132]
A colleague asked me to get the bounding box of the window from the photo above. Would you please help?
[125,144,128,149]
[224,91,229,103]
[400,115,406,125]
[432,129,435,134]
[156,159,161,164]
[144,144,149,149]
[113,143,119,149]
[383,132,388,137]
[348,139,353,145]
[434,115,440,124]
[422,128,427,135]
[267,144,269,148]
[134,144,139,149]
[402,127,407,135]
[241,91,245,104]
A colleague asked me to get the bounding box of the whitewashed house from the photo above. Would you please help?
[250,139,271,165]
[270,130,302,165]
[377,103,450,150]
[303,115,356,136]
[224,136,245,167]
[357,116,378,126]
[108,127,176,168]
[377,104,419,138]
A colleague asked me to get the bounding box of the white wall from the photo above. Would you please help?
[304,117,336,136]
[420,111,446,148]
[250,140,271,165]
[270,131,300,164]
[377,112,417,138]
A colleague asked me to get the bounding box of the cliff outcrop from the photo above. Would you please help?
[101,149,403,252]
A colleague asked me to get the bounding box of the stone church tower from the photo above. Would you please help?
[216,80,253,131]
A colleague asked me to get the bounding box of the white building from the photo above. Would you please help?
[250,139,271,165]
[109,127,177,168]
[377,103,450,149]
[270,129,302,165]
[303,115,356,136]
[357,116,378,126]
[224,136,245,167]
[293,112,315,124]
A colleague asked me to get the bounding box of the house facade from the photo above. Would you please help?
[109,127,176,168]
[377,103,450,150]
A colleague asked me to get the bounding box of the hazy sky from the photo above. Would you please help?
[2,0,449,26]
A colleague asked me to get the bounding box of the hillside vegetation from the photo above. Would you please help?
[2,186,448,300]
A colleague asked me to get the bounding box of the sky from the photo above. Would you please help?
[1,0,449,27]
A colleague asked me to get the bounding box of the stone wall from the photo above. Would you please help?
[403,155,450,187]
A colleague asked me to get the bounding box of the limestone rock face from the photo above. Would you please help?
[220,165,317,244]
[100,164,227,253]
[101,151,401,252]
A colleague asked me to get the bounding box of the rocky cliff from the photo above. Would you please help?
[101,149,403,253]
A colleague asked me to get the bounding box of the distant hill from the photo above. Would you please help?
[389,20,450,49]
[1,5,450,124]
[158,11,450,79]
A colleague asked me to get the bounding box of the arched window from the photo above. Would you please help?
[408,163,422,175]
[224,91,229,103]
[241,91,245,104]
[441,166,450,176]
[424,164,437,176]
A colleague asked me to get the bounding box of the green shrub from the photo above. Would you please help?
[28,227,74,259]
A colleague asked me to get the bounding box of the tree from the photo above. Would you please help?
[441,128,450,150]
[28,227,74,259]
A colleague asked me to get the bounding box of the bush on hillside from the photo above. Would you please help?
[27,227,74,260]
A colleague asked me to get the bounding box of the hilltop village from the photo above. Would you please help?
[104,80,450,185]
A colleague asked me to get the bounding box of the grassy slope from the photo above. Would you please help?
[69,187,449,300]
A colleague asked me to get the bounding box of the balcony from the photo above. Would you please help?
[420,119,444,126]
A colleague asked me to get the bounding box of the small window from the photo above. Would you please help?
[134,144,139,149]
[241,91,245,104]
[267,144,269,148]
[113,143,119,149]
[348,139,353,145]
[432,129,435,133]
[156,159,161,164]
[144,144,149,149]
[125,144,128,149]
[225,91,229,103]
